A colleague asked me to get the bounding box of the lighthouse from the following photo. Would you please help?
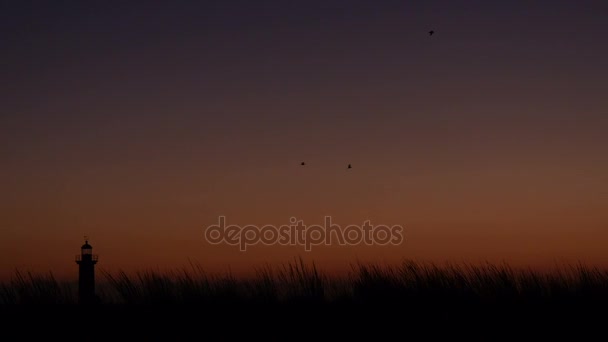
[75,237,98,304]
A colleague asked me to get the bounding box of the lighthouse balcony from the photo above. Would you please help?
[75,254,98,262]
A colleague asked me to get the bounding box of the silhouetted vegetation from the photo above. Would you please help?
[3,258,608,306]
[2,259,608,339]
[0,270,75,305]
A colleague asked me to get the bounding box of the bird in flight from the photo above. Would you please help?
[301,162,306,166]
[347,164,352,169]
[429,30,434,36]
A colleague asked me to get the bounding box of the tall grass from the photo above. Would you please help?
[3,259,608,307]
[0,270,75,305]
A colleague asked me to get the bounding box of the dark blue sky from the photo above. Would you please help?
[1,0,608,277]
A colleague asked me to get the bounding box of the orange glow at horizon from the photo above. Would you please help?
[1,1,608,281]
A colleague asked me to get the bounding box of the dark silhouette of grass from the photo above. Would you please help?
[0,270,75,305]
[2,258,608,306]
[2,258,608,339]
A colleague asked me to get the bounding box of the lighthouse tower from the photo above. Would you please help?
[75,237,98,304]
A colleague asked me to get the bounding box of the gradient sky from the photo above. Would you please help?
[1,0,607,280]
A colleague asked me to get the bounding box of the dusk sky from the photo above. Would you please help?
[1,0,607,280]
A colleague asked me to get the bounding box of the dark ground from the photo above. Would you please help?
[4,261,608,340]
[1,299,607,341]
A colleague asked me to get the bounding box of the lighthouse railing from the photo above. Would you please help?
[75,254,99,262]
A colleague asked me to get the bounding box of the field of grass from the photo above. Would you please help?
[3,258,608,305]
[2,258,608,339]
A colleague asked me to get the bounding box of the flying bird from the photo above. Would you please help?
[429,30,434,36]
[301,162,306,166]
[347,164,352,169]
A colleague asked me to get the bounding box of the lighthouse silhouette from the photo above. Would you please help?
[75,237,98,304]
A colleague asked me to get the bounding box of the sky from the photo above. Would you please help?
[1,0,607,280]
